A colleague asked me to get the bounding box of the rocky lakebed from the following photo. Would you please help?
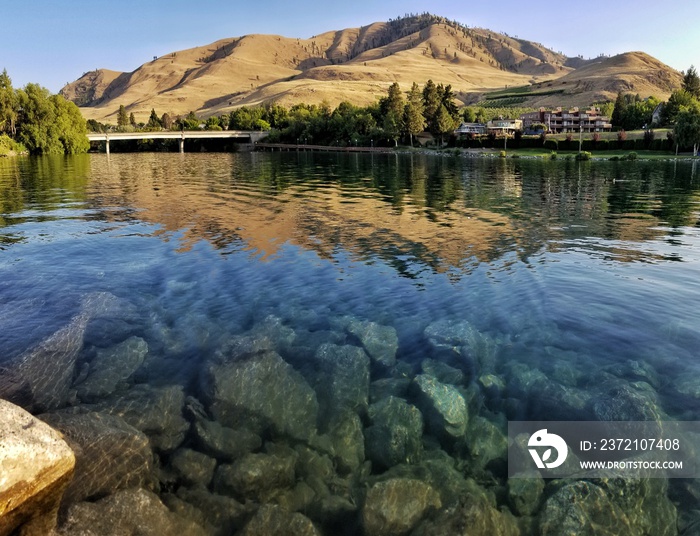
[1,288,698,536]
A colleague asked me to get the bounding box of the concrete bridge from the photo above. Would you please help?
[87,130,269,153]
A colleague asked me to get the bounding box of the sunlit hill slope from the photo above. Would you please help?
[61,14,682,123]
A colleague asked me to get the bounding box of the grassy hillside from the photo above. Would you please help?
[61,14,681,124]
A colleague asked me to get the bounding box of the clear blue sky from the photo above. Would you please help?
[4,0,699,93]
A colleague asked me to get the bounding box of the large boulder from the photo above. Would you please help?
[38,410,153,506]
[0,400,75,536]
[56,488,208,536]
[365,396,423,470]
[191,418,262,462]
[362,478,441,536]
[201,350,318,441]
[75,336,148,402]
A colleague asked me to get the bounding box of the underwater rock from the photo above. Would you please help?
[590,380,664,421]
[213,450,297,502]
[202,349,319,442]
[594,477,676,536]
[337,316,398,367]
[365,396,423,470]
[174,487,251,534]
[0,399,75,536]
[95,384,189,452]
[362,478,441,536]
[412,480,519,536]
[507,472,544,516]
[39,410,153,507]
[413,374,469,440]
[192,418,262,462]
[465,415,507,471]
[75,336,148,402]
[83,317,141,349]
[329,413,365,474]
[370,377,412,403]
[240,504,321,536]
[0,292,129,412]
[539,480,632,535]
[56,488,208,536]
[312,343,370,425]
[421,359,465,386]
[170,448,217,488]
[249,315,297,355]
[600,359,661,390]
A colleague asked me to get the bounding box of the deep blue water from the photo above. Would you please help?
[2,152,700,532]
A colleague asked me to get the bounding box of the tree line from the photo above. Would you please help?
[101,80,463,148]
[0,69,89,155]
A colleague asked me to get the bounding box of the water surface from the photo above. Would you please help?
[1,152,700,534]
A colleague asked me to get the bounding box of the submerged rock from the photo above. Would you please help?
[590,380,664,421]
[413,374,469,440]
[39,410,153,506]
[213,451,297,502]
[337,316,398,367]
[412,481,519,536]
[170,448,217,488]
[312,343,370,425]
[174,487,251,534]
[202,349,319,441]
[240,504,321,536]
[539,480,631,536]
[507,472,544,516]
[362,478,441,536]
[56,488,208,536]
[464,415,507,470]
[0,292,130,412]
[95,384,189,452]
[75,336,148,402]
[0,399,75,536]
[192,418,262,462]
[329,413,365,474]
[365,396,423,470]
[421,359,465,386]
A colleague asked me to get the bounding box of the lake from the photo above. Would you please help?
[1,152,700,534]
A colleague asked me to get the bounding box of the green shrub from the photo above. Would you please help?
[543,139,558,151]
[499,150,507,158]
[625,152,638,161]
[0,134,27,156]
[550,151,558,160]
[575,151,592,161]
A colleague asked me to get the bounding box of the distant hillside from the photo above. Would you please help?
[61,14,682,123]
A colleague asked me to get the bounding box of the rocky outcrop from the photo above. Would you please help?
[0,400,75,536]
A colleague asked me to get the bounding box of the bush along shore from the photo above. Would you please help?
[0,289,691,535]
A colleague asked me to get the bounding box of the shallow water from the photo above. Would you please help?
[1,152,700,534]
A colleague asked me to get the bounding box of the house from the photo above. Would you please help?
[486,118,523,134]
[520,107,612,133]
[454,122,487,135]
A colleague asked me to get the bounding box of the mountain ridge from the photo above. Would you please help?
[61,13,682,123]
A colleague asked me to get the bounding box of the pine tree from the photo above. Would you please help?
[404,82,425,147]
[117,105,129,129]
[682,65,700,99]
[147,108,161,129]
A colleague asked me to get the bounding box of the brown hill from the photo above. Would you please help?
[61,14,681,123]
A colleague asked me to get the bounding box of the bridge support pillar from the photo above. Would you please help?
[105,135,110,155]
[180,133,185,153]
